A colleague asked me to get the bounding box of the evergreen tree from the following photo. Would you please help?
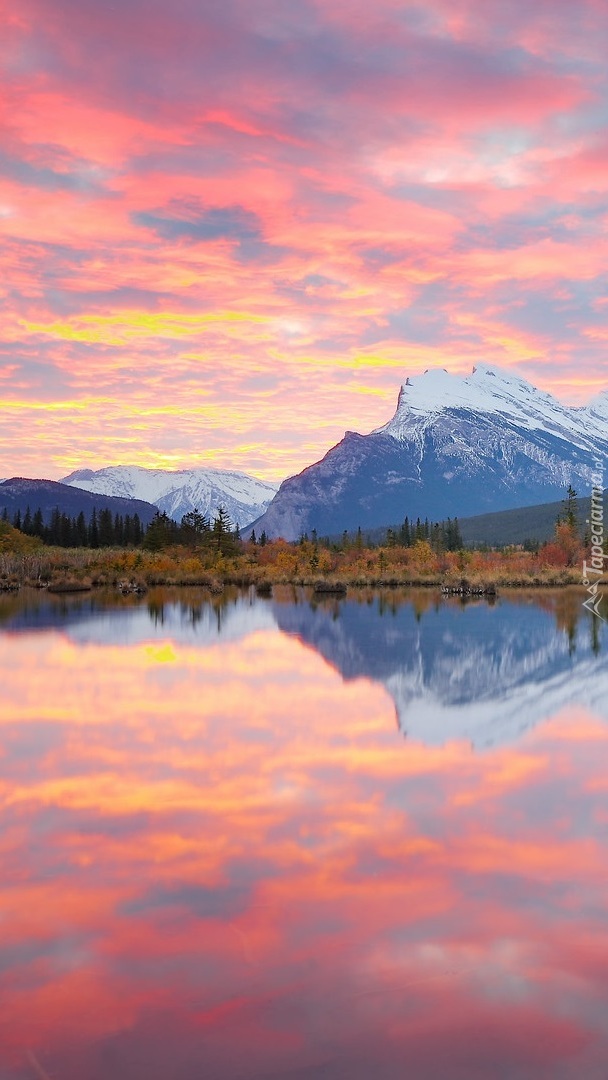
[12,509,22,531]
[59,512,72,547]
[48,507,61,545]
[32,508,44,538]
[89,509,99,548]
[400,517,411,547]
[211,505,236,555]
[143,510,178,550]
[132,513,142,545]
[181,509,211,540]
[75,511,88,547]
[564,484,578,530]
[22,506,32,534]
[453,517,463,549]
[98,508,114,546]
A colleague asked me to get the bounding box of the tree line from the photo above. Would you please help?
[2,505,144,547]
[298,516,464,553]
[1,504,241,553]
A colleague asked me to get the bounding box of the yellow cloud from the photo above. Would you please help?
[21,310,271,345]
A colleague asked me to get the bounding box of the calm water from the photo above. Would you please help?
[1,586,607,1079]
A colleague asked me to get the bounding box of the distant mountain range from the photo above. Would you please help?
[458,491,607,547]
[251,365,608,540]
[0,478,158,525]
[357,489,607,548]
[62,466,278,527]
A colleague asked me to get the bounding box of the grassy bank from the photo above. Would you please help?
[0,536,592,594]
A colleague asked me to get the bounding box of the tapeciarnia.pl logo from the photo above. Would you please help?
[582,460,606,622]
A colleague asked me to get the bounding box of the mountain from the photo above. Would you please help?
[62,466,278,527]
[0,478,158,525]
[358,489,607,548]
[457,490,608,547]
[251,364,608,540]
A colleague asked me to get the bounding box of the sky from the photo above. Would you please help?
[1,0,608,482]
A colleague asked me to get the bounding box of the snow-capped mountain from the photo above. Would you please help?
[252,364,608,540]
[61,466,279,528]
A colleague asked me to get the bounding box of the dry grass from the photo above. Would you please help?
[0,532,592,594]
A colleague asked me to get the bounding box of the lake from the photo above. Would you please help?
[1,586,607,1079]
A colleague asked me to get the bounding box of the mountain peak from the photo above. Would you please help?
[62,464,278,526]
[375,363,598,445]
[253,365,608,540]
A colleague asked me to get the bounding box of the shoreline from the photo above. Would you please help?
[2,577,605,597]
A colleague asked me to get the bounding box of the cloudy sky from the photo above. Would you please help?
[2,0,607,481]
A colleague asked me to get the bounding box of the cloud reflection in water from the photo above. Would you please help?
[0,587,607,1078]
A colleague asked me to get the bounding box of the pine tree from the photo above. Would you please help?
[212,505,235,555]
[143,511,177,550]
[181,509,211,540]
[48,507,61,545]
[89,509,99,548]
[59,512,72,546]
[98,508,114,546]
[32,508,44,538]
[75,511,88,547]
[564,485,578,530]
[400,517,411,547]
[453,517,463,549]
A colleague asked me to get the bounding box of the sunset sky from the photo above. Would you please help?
[2,0,608,482]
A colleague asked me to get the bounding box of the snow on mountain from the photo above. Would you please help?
[252,364,608,540]
[61,466,279,528]
[376,364,604,445]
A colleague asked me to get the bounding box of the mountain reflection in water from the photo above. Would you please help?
[0,586,607,1079]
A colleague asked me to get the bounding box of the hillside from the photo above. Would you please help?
[0,478,159,526]
[251,365,608,540]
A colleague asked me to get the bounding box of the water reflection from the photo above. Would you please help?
[1,588,608,1077]
[2,586,606,748]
